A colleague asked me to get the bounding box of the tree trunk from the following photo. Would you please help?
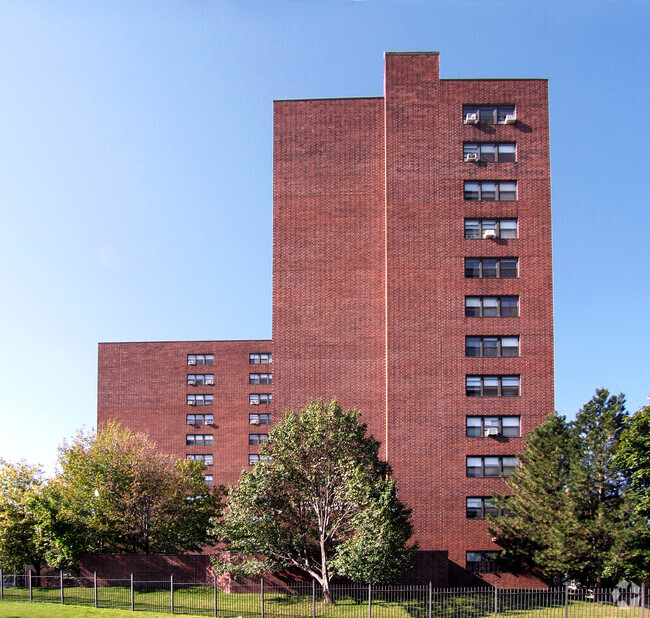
[319,537,334,605]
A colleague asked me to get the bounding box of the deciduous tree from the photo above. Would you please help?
[0,459,47,580]
[211,400,415,604]
[41,422,222,569]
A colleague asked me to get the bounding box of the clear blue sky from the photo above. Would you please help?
[1,0,649,473]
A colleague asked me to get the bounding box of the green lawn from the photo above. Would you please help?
[1,587,646,617]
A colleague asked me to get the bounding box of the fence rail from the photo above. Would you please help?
[0,569,647,617]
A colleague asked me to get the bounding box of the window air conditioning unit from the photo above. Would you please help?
[188,359,196,365]
[504,113,516,124]
[251,420,260,425]
[206,379,214,385]
[188,380,196,386]
[483,230,498,239]
[250,400,260,405]
[205,462,213,466]
[186,420,194,425]
[464,113,478,125]
[485,427,501,437]
[464,153,479,162]
[188,401,196,406]
[204,420,212,426]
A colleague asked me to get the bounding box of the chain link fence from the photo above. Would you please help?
[0,570,647,617]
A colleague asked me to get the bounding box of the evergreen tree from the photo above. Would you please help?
[488,413,573,586]
[564,389,628,586]
[605,405,650,582]
[490,389,630,587]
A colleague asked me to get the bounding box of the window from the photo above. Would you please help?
[249,413,272,425]
[186,414,214,426]
[249,454,271,465]
[186,454,213,466]
[464,181,517,201]
[249,353,272,365]
[249,373,272,385]
[249,394,272,405]
[463,105,516,125]
[466,416,521,438]
[204,475,213,487]
[186,434,214,446]
[187,374,215,386]
[465,258,518,279]
[464,219,517,240]
[466,456,519,478]
[187,354,214,366]
[464,143,516,163]
[466,376,520,397]
[466,551,503,573]
[466,497,506,519]
[465,296,519,318]
[187,394,214,406]
[465,336,519,357]
[249,434,269,446]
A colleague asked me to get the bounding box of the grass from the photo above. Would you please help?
[1,586,647,618]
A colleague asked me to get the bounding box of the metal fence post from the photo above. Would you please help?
[312,578,316,618]
[368,582,372,618]
[60,570,64,604]
[428,582,432,618]
[130,573,134,612]
[28,570,32,602]
[170,574,174,614]
[642,581,646,618]
[94,572,98,608]
[213,575,217,618]
[494,583,498,618]
[260,578,265,618]
[564,583,569,618]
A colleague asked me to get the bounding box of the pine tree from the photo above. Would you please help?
[564,389,628,586]
[488,413,573,586]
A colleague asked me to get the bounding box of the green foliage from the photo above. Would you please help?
[604,405,650,582]
[41,422,222,568]
[0,459,47,574]
[490,389,631,587]
[211,400,415,595]
[488,413,573,586]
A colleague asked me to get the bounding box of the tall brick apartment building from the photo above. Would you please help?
[98,52,553,586]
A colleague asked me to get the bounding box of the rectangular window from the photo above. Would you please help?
[463,105,516,125]
[466,497,505,519]
[249,454,271,465]
[187,374,215,386]
[249,413,272,425]
[249,434,269,446]
[466,376,520,397]
[186,454,213,466]
[466,551,503,573]
[186,414,214,426]
[466,456,518,478]
[465,258,518,279]
[465,336,519,358]
[466,416,521,438]
[187,354,214,366]
[464,219,518,240]
[249,373,272,385]
[204,475,213,487]
[464,181,517,201]
[249,394,272,405]
[249,353,273,365]
[187,394,214,406]
[464,143,516,163]
[186,434,214,446]
[465,296,519,318]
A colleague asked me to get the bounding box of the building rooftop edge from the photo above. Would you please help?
[98,339,273,345]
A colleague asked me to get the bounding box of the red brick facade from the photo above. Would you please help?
[98,52,553,587]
